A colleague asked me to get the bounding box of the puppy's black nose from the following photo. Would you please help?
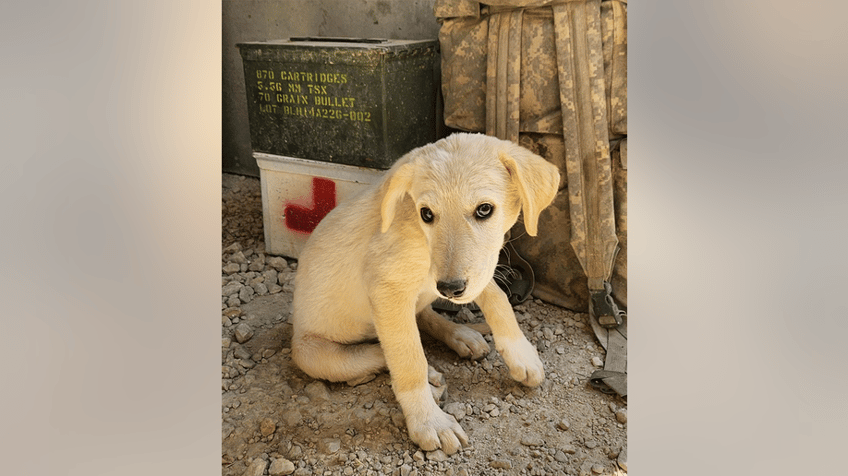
[437,279,467,298]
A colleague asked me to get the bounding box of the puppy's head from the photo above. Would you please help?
[380,133,560,303]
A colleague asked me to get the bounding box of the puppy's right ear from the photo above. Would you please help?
[379,162,414,233]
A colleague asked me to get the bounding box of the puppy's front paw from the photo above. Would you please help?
[444,325,490,360]
[406,405,469,455]
[497,336,545,387]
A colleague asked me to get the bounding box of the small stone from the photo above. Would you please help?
[554,450,568,462]
[412,450,424,463]
[227,295,241,308]
[585,440,598,449]
[266,256,288,271]
[222,337,231,348]
[222,282,243,297]
[248,260,265,272]
[260,418,276,437]
[223,308,244,319]
[520,435,545,447]
[490,460,512,470]
[561,445,577,454]
[305,381,330,401]
[282,408,302,427]
[426,449,448,462]
[239,286,255,304]
[253,282,268,295]
[268,458,295,476]
[592,356,604,367]
[233,345,251,360]
[234,323,254,343]
[319,438,341,454]
[489,407,500,417]
[287,444,303,459]
[617,447,627,471]
[229,251,247,264]
[399,464,412,476]
[615,408,627,424]
[443,402,466,421]
[239,358,255,369]
[591,463,605,474]
[557,419,571,431]
[223,263,241,274]
[243,458,268,476]
[223,242,242,254]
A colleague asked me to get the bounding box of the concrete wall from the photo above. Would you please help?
[223,0,442,176]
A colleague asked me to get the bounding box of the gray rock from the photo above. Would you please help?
[226,295,241,308]
[319,437,341,454]
[222,282,243,296]
[248,258,265,272]
[282,408,302,427]
[557,418,571,431]
[223,242,242,254]
[229,251,247,264]
[617,446,627,471]
[266,256,288,271]
[554,450,568,462]
[490,460,512,470]
[520,435,545,447]
[243,458,268,476]
[615,408,627,424]
[444,402,466,420]
[304,381,330,401]
[234,323,254,343]
[268,458,295,476]
[426,449,448,462]
[263,268,279,284]
[233,345,251,360]
[223,262,241,274]
[253,282,268,295]
[238,358,255,369]
[561,444,578,454]
[239,285,254,304]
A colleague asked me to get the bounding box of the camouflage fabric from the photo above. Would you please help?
[601,0,627,137]
[436,0,627,311]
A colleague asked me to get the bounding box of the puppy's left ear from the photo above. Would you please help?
[499,147,561,236]
[379,161,414,233]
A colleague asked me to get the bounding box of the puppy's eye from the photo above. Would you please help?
[475,203,494,220]
[420,207,434,223]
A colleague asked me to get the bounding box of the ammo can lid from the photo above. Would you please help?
[237,37,438,64]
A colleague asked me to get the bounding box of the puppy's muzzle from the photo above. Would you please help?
[437,279,467,299]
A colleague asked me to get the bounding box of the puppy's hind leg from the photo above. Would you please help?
[291,333,387,386]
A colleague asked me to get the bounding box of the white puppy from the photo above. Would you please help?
[291,133,560,454]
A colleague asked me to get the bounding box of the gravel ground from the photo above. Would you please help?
[221,173,627,476]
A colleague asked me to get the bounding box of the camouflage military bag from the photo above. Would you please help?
[436,0,627,315]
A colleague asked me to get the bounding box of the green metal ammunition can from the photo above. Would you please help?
[237,37,438,169]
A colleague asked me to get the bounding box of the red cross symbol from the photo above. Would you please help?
[284,177,337,234]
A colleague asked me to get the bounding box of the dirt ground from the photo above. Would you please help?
[221,173,627,476]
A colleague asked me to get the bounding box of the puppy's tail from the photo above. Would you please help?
[291,333,387,384]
